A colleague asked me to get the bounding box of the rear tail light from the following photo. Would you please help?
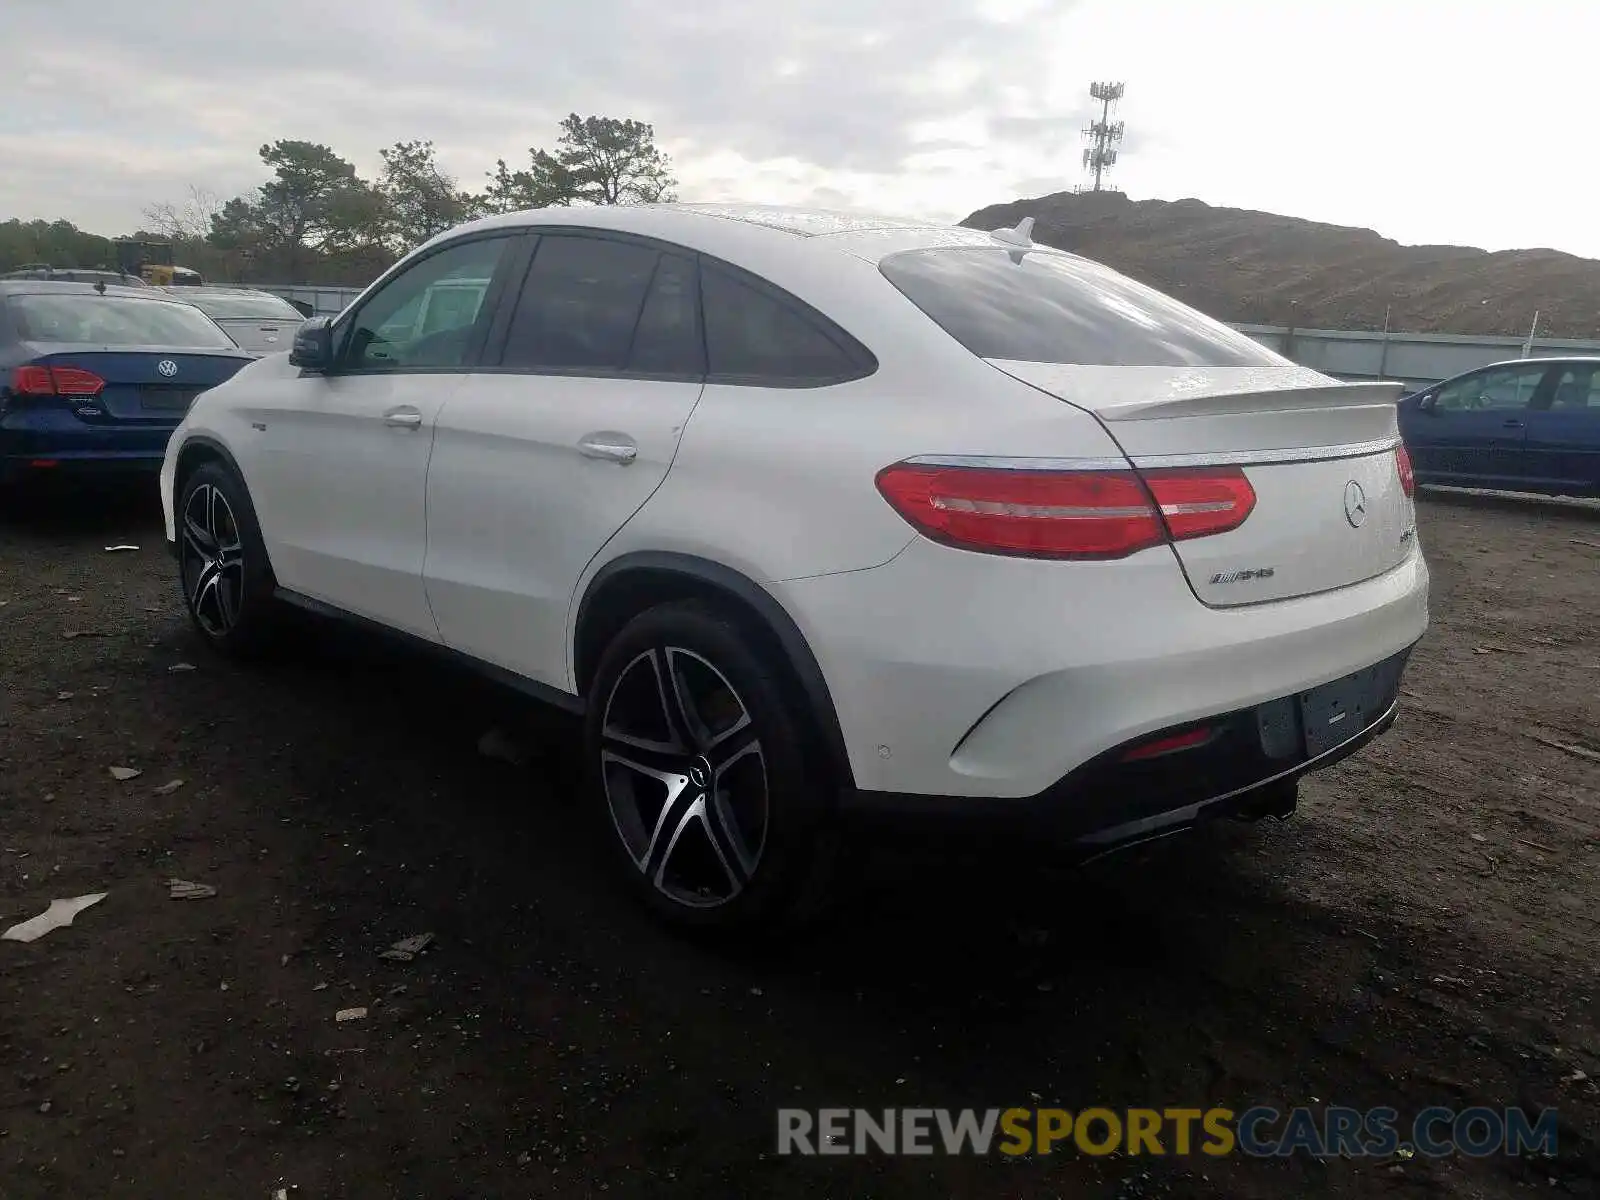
[874,461,1255,560]
[1396,445,1415,497]
[9,365,106,397]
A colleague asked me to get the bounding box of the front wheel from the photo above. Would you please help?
[176,461,279,656]
[582,600,837,935]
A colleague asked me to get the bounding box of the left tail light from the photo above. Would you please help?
[9,365,106,397]
[874,460,1255,560]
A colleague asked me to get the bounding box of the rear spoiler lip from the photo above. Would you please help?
[1097,382,1406,422]
[982,359,1405,421]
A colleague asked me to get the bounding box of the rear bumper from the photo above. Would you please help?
[0,417,174,483]
[0,449,166,484]
[842,648,1409,852]
[773,537,1429,798]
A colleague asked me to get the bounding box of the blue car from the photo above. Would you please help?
[1397,356,1600,496]
[0,281,255,487]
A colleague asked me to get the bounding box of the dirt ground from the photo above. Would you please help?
[0,484,1596,1200]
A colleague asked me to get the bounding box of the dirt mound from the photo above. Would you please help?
[961,192,1600,338]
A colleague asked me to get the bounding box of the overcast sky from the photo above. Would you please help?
[3,0,1596,256]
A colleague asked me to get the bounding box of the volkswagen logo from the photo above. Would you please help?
[1343,480,1368,528]
[156,359,179,378]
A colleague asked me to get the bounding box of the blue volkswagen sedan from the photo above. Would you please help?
[0,281,255,487]
[1397,357,1600,497]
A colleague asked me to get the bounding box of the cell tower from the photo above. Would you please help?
[1080,81,1125,193]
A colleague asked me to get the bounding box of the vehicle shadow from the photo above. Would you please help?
[0,475,166,540]
[205,608,1340,1050]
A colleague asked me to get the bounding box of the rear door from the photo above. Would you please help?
[1524,362,1600,493]
[424,232,706,688]
[1413,363,1551,487]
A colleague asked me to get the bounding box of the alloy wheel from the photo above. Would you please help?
[180,483,245,637]
[599,647,769,909]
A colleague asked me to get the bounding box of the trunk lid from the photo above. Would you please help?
[989,361,1416,607]
[23,343,251,424]
[212,318,298,354]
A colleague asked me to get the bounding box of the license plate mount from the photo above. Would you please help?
[1298,656,1403,757]
[141,388,199,412]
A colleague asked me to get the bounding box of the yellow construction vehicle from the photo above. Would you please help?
[113,239,205,287]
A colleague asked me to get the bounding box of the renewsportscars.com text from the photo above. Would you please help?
[776,1106,1559,1158]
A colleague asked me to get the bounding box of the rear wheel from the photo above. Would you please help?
[177,461,279,656]
[583,600,837,934]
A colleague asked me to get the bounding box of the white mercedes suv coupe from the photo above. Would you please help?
[160,203,1429,931]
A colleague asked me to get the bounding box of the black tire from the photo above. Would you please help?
[582,599,838,935]
[175,461,280,657]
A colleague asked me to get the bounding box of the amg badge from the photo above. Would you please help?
[1210,567,1276,585]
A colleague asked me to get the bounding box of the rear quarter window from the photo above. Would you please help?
[700,264,876,387]
[878,247,1286,368]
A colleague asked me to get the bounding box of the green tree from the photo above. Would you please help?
[544,114,677,205]
[377,139,472,250]
[476,156,577,214]
[476,115,677,213]
[0,218,115,272]
[209,140,369,278]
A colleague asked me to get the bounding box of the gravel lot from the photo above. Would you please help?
[0,484,1596,1199]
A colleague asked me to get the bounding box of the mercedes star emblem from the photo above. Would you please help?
[1343,480,1368,528]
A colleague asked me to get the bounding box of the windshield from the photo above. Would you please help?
[187,293,304,320]
[7,293,237,348]
[879,246,1286,368]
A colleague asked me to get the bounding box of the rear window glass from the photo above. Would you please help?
[186,293,303,320]
[7,294,235,348]
[878,247,1285,368]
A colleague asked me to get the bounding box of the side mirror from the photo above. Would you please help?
[289,316,335,370]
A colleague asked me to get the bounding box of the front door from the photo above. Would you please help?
[1525,362,1600,494]
[1412,363,1551,488]
[425,233,706,688]
[252,233,522,640]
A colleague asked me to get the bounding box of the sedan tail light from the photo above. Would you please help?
[1396,445,1415,498]
[9,364,106,397]
[874,460,1255,560]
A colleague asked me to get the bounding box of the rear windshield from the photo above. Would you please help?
[879,247,1286,368]
[7,294,236,348]
[187,293,304,320]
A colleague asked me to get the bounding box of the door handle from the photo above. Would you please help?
[384,407,423,430]
[577,433,639,464]
[1501,418,1525,429]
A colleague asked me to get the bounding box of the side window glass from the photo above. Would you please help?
[1550,365,1600,409]
[502,235,659,372]
[342,237,508,371]
[701,265,870,385]
[627,253,703,376]
[1435,367,1544,412]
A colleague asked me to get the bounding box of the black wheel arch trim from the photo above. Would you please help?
[168,434,249,558]
[575,551,857,790]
